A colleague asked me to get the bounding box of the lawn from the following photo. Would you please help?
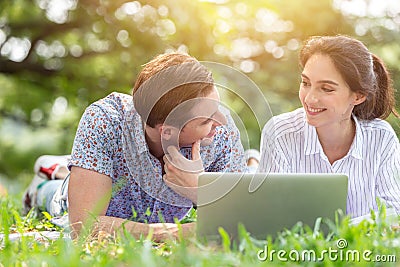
[0,193,399,267]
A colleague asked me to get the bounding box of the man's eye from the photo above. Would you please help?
[202,118,212,125]
[301,81,310,86]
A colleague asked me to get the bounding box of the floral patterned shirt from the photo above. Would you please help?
[69,92,246,223]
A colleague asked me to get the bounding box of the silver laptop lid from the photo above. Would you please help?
[196,173,348,241]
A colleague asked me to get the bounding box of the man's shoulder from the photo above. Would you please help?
[93,92,133,110]
[86,92,134,121]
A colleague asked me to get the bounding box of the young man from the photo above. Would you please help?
[23,53,247,241]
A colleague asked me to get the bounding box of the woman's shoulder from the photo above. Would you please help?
[273,107,305,121]
[357,118,399,144]
[358,118,397,135]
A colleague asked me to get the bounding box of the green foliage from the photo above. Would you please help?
[1,194,400,266]
[0,0,399,184]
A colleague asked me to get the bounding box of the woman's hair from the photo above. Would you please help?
[132,52,214,127]
[299,35,398,120]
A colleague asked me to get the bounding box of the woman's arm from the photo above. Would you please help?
[68,166,195,241]
[375,133,400,214]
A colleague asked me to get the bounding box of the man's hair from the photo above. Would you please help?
[132,53,214,127]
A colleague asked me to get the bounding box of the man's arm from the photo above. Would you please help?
[68,166,195,241]
[94,215,196,242]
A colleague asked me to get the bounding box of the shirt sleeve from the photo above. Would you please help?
[375,131,400,214]
[258,117,291,173]
[69,104,119,177]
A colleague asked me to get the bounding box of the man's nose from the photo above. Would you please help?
[212,110,227,126]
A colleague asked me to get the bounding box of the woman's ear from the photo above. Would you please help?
[353,93,367,106]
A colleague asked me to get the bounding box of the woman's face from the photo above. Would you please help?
[299,53,363,129]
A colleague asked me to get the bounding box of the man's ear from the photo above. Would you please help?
[353,93,367,106]
[159,125,178,141]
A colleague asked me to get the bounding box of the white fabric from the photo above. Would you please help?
[258,108,400,218]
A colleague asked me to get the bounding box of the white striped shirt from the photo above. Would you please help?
[258,108,400,218]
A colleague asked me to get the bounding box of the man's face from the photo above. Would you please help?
[178,88,227,147]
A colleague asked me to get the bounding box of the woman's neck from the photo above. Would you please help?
[316,117,356,164]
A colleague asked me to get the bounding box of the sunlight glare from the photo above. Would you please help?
[217,7,232,19]
[272,47,284,59]
[231,38,263,59]
[287,39,299,51]
[31,109,44,123]
[213,44,226,56]
[199,0,229,4]
[122,1,141,15]
[1,37,31,62]
[255,9,292,33]
[117,30,131,47]
[235,3,248,16]
[156,19,176,37]
[37,0,77,24]
[334,0,400,18]
[70,45,83,57]
[264,40,277,53]
[0,30,6,46]
[52,96,68,116]
[158,5,169,17]
[239,60,257,73]
[215,19,231,34]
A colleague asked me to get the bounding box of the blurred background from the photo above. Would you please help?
[0,0,399,193]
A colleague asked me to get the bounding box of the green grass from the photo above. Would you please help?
[1,194,400,267]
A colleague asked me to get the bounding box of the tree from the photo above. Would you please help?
[0,0,398,183]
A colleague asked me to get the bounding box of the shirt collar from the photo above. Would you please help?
[134,114,149,154]
[303,113,363,159]
[122,100,149,154]
[350,114,363,159]
[304,121,322,156]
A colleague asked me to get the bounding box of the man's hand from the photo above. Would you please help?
[82,216,196,243]
[163,140,204,203]
[150,222,196,242]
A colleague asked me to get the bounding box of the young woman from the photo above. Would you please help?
[259,35,400,219]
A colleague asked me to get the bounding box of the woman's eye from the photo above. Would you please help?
[322,88,334,92]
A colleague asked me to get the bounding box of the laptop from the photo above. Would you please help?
[196,172,348,241]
